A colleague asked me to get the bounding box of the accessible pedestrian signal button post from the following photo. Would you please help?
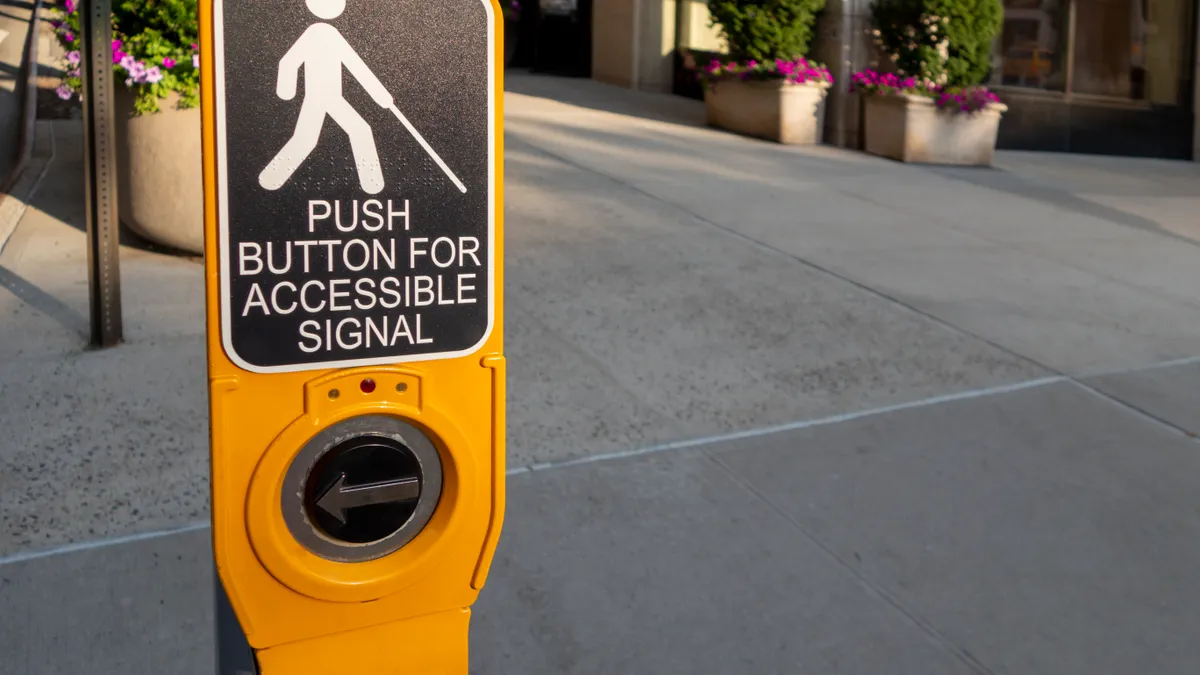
[203,0,504,667]
[214,0,494,372]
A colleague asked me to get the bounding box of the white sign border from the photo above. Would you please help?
[213,0,497,374]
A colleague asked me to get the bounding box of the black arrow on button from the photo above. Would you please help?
[315,473,420,524]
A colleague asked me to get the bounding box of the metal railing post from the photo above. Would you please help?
[79,0,123,347]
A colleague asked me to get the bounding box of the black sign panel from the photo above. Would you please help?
[214,0,494,372]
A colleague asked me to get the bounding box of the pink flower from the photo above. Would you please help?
[64,31,74,42]
[66,50,80,66]
[129,61,147,82]
[112,50,126,64]
[163,57,176,69]
[64,0,76,12]
[192,53,199,68]
[112,39,122,51]
[55,84,73,100]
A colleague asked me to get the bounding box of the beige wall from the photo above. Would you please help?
[593,0,637,87]
[640,0,678,92]
[592,0,722,92]
[1143,0,1191,104]
[676,0,724,53]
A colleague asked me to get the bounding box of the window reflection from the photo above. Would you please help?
[1071,0,1139,97]
[994,0,1068,90]
[1072,0,1193,103]
[994,0,1194,103]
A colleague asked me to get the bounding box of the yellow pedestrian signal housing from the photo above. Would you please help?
[199,0,504,671]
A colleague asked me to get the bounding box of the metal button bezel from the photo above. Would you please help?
[281,414,443,563]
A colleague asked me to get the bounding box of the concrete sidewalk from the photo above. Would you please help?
[3,73,1200,674]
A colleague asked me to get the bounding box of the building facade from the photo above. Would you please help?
[571,0,1200,159]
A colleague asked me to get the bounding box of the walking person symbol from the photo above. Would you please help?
[259,0,467,195]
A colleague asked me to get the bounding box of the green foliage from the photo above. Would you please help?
[707,0,828,62]
[869,0,1002,87]
[52,0,200,115]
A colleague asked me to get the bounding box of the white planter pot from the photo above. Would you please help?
[862,94,1007,166]
[114,90,204,254]
[704,79,828,145]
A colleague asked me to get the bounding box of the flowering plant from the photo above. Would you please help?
[502,0,520,21]
[707,0,826,63]
[51,0,200,115]
[868,12,950,85]
[850,68,1002,114]
[701,57,833,88]
[850,69,937,96]
[869,0,1002,87]
[935,85,1002,113]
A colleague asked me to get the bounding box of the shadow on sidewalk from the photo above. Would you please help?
[931,165,1200,245]
[506,70,708,128]
[0,263,88,336]
[931,156,1200,242]
[508,75,1200,244]
[0,76,21,181]
[26,120,201,258]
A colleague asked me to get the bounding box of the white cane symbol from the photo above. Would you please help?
[259,0,467,195]
[387,105,467,194]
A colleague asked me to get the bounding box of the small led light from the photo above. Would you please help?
[360,378,376,394]
[328,389,340,400]
[396,382,408,393]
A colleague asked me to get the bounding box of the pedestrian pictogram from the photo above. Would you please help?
[214,0,494,373]
[258,0,467,195]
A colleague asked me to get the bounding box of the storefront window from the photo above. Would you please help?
[1072,0,1193,103]
[994,0,1069,90]
[1071,0,1140,97]
[994,0,1194,104]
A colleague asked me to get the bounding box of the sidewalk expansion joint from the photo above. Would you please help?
[0,376,1067,568]
[709,452,1000,675]
[509,133,1200,447]
[509,376,1067,476]
[3,359,1195,568]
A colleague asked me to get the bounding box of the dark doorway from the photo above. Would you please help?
[530,0,593,77]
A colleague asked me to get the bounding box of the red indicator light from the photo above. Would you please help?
[360,378,376,394]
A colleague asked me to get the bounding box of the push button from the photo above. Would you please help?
[282,415,443,563]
